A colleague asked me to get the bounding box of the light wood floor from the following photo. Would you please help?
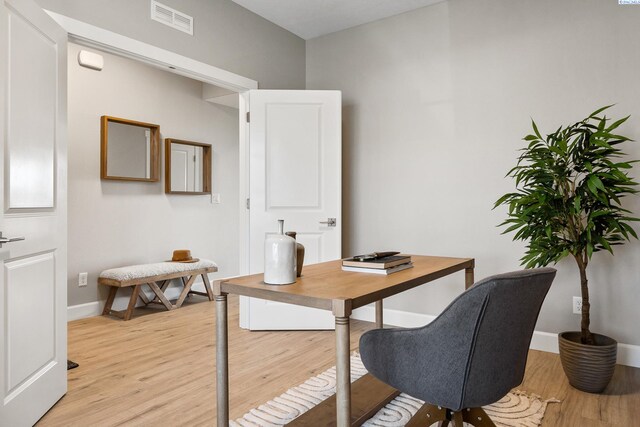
[38,295,639,426]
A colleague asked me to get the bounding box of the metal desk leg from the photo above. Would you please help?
[335,316,351,426]
[215,294,229,426]
[375,300,383,329]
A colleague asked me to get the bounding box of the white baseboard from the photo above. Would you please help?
[67,301,101,321]
[351,305,640,368]
[617,343,640,368]
[529,331,559,353]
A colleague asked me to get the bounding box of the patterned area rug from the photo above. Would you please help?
[231,354,559,427]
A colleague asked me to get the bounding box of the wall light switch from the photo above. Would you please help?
[79,272,88,287]
[212,193,221,204]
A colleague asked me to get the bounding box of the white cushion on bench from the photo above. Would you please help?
[100,259,217,282]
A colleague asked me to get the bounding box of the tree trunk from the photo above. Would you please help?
[575,256,594,345]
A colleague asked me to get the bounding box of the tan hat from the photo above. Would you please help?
[168,249,199,263]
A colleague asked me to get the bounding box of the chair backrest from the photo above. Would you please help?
[359,268,555,411]
[458,268,556,409]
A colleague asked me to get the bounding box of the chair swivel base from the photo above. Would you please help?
[406,403,497,427]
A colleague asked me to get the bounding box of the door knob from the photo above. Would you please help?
[319,218,337,227]
[0,232,25,248]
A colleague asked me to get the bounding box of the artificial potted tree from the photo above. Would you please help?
[494,106,639,393]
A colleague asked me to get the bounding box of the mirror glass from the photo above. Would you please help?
[101,116,160,182]
[165,139,211,194]
[107,122,150,179]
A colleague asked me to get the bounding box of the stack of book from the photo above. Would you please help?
[342,252,413,275]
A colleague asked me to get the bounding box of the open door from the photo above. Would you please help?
[243,90,341,330]
[0,0,67,425]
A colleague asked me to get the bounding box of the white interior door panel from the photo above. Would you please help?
[245,90,341,330]
[0,1,67,425]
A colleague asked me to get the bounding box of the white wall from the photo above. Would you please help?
[67,42,239,306]
[307,0,640,346]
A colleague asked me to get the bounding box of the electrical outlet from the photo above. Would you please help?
[573,296,582,314]
[78,272,88,287]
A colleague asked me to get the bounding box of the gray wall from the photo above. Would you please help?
[36,0,305,89]
[307,0,640,345]
[67,42,239,306]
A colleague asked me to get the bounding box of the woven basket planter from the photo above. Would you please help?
[558,331,617,393]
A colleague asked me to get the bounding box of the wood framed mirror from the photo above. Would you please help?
[165,138,212,194]
[100,116,160,182]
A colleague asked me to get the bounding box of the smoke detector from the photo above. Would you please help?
[150,1,194,35]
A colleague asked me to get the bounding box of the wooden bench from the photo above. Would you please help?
[99,260,218,320]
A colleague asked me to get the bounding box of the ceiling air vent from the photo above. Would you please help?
[150,1,194,35]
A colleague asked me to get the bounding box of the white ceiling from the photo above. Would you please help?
[231,0,444,40]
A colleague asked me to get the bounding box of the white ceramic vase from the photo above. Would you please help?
[264,219,297,285]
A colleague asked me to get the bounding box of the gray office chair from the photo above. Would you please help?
[359,268,556,427]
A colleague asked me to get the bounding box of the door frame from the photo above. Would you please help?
[43,11,256,322]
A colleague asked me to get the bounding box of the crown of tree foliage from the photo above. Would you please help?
[494,106,639,344]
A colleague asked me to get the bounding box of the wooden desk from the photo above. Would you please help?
[213,255,474,426]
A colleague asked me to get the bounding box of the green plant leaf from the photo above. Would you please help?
[607,116,629,132]
[587,176,598,194]
[589,105,614,118]
[531,119,543,140]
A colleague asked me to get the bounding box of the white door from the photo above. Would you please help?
[244,90,341,330]
[171,143,201,192]
[0,0,67,425]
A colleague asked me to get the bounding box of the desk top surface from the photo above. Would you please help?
[218,255,474,315]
